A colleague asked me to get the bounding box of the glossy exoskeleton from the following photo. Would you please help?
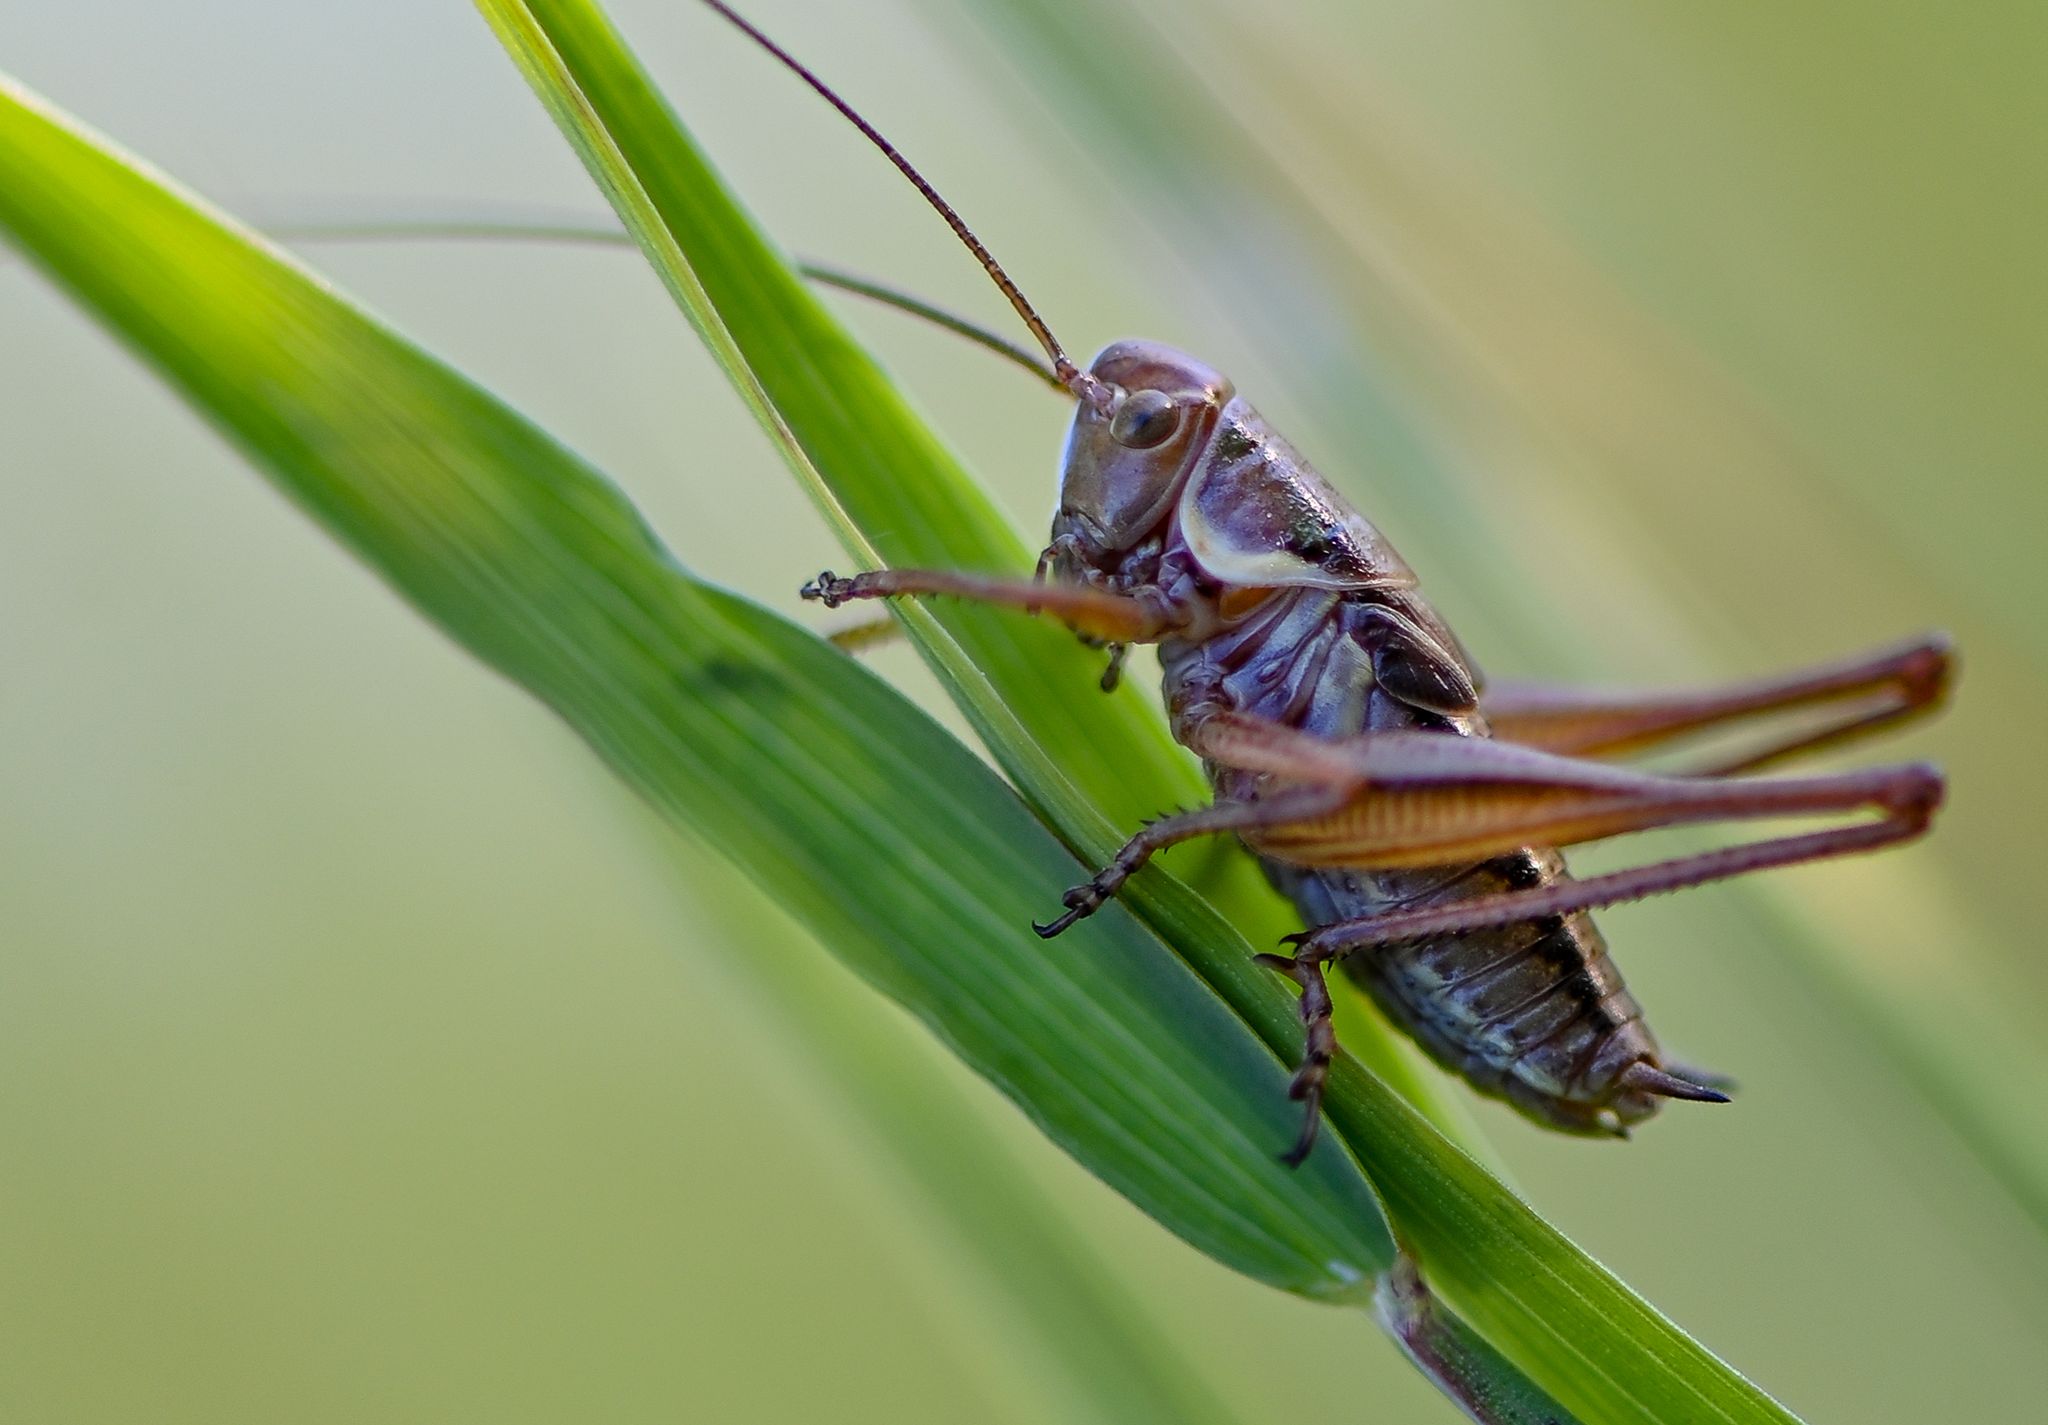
[706,0,1953,1162]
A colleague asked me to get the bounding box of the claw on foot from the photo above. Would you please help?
[1254,947,1337,1166]
[1099,643,1130,694]
[800,570,852,607]
[1033,850,1144,938]
[1033,882,1105,939]
[1279,1107,1322,1168]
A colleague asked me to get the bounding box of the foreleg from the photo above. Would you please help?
[803,567,1183,645]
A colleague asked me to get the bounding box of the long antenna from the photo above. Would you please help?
[797,260,1069,392]
[261,212,1068,389]
[698,0,1106,409]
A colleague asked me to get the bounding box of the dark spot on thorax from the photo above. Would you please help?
[1285,522,1336,563]
[1214,423,1258,460]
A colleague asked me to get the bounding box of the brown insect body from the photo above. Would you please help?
[709,0,1949,1161]
[1052,343,1667,1135]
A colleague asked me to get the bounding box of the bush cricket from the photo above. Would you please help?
[702,0,1953,1164]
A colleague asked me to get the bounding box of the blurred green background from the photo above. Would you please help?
[2,1,2043,1421]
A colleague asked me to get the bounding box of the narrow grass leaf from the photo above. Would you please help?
[471,3,1803,1421]
[0,70,1394,1301]
[682,852,1254,1425]
[471,0,1477,1159]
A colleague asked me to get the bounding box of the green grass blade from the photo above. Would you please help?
[0,70,1396,1305]
[679,851,1254,1425]
[470,3,1801,1420]
[469,0,1481,1153]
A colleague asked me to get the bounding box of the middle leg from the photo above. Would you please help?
[1031,783,1354,937]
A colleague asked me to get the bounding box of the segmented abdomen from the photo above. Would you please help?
[1159,583,1674,1135]
[1266,853,1665,1135]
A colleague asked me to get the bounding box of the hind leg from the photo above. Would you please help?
[1482,633,1952,773]
[1028,707,1942,1161]
[1183,712,1939,1159]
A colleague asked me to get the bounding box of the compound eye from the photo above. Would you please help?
[1109,388,1180,449]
